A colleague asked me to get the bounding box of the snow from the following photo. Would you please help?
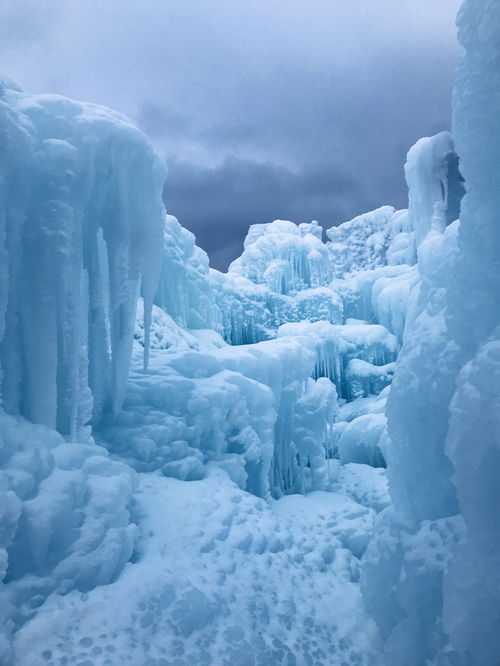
[13,471,382,666]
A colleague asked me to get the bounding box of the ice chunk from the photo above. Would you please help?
[344,359,395,401]
[211,270,343,346]
[337,413,387,468]
[229,219,333,294]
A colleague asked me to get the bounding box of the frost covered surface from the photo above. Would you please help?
[14,471,383,666]
[0,78,166,435]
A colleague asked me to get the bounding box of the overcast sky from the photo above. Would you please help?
[0,0,461,268]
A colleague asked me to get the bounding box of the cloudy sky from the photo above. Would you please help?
[1,0,461,268]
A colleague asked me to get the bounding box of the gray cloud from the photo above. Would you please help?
[0,0,462,267]
[166,156,376,270]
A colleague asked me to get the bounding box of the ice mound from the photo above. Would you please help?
[230,219,333,294]
[211,270,344,345]
[103,333,337,498]
[278,320,398,399]
[211,220,344,346]
[0,411,137,664]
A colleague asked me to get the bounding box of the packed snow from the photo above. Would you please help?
[0,0,499,663]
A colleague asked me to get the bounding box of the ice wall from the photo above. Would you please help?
[362,2,500,663]
[442,2,500,661]
[154,214,218,331]
[406,131,464,246]
[0,78,166,437]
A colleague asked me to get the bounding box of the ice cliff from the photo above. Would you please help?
[0,0,499,663]
[363,2,500,664]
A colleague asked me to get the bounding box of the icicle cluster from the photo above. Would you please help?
[0,79,166,437]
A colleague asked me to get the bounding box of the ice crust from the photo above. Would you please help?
[1,3,499,661]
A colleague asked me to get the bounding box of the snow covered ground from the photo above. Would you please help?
[15,468,386,665]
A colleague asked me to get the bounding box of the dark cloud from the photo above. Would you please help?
[0,0,462,268]
[166,157,370,270]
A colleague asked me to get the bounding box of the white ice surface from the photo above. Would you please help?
[14,470,383,666]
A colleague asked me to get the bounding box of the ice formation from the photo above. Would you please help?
[361,2,500,664]
[154,214,218,331]
[0,77,166,436]
[1,0,499,663]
